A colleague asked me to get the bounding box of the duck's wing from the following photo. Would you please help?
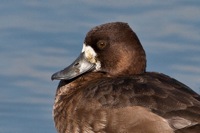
[83,72,200,132]
[175,124,200,133]
[145,72,200,133]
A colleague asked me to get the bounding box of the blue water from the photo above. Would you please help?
[0,1,200,133]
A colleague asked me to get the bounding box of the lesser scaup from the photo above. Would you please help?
[52,22,200,133]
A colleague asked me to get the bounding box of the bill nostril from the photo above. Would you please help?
[74,62,79,66]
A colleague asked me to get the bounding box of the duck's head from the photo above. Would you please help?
[51,22,146,80]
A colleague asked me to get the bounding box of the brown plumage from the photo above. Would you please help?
[51,22,200,133]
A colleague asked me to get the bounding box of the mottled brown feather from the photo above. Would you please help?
[53,72,200,133]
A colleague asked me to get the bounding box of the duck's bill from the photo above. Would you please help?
[51,53,95,80]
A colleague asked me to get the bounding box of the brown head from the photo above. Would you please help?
[51,22,146,80]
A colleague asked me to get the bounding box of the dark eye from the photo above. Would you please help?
[97,41,107,50]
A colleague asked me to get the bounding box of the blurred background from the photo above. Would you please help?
[0,0,200,133]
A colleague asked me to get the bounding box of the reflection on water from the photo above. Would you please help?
[0,1,200,133]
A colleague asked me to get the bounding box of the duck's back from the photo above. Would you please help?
[54,72,200,133]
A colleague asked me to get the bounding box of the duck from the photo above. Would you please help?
[51,22,200,133]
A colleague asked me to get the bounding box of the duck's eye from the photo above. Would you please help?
[97,41,107,50]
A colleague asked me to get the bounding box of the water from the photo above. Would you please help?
[0,1,200,133]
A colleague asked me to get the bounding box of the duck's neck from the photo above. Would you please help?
[53,72,106,111]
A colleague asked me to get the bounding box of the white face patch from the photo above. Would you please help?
[82,43,97,61]
[81,43,101,70]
